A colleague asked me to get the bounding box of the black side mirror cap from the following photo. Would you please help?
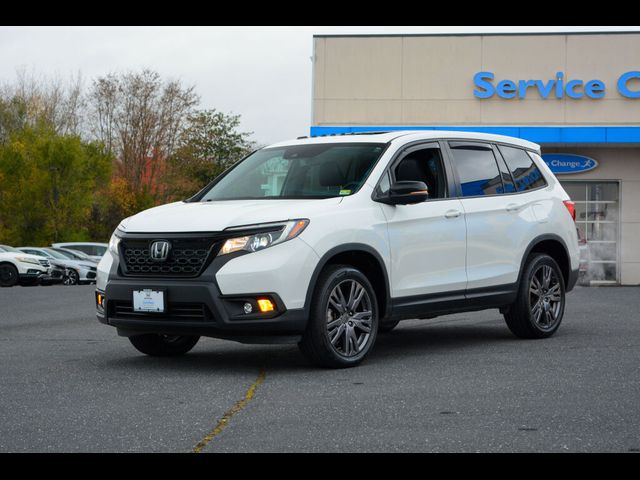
[376,181,429,205]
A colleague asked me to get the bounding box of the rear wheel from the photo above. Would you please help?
[129,334,200,356]
[504,253,565,339]
[0,263,19,287]
[299,265,378,368]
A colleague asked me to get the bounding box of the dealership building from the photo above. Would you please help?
[310,31,640,285]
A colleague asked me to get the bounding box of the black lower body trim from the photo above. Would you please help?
[566,268,579,292]
[391,284,518,321]
[97,280,307,344]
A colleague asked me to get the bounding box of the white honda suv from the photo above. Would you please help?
[96,131,580,368]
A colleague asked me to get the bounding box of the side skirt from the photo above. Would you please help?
[390,284,518,321]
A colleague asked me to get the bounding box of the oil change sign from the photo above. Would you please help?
[541,154,598,175]
[473,71,640,99]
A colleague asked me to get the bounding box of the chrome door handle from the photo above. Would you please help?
[506,203,521,212]
[444,209,462,219]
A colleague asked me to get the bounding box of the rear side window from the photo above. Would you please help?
[449,145,503,197]
[498,145,547,192]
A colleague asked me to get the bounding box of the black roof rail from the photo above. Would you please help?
[308,131,392,138]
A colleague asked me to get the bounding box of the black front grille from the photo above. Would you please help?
[110,300,210,321]
[120,236,219,277]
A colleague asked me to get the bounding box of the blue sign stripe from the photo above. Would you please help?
[309,126,640,144]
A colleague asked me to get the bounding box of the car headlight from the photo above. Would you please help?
[108,231,121,254]
[218,219,310,256]
[16,256,41,266]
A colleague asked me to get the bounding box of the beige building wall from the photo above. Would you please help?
[544,147,640,285]
[313,33,640,285]
[313,33,640,127]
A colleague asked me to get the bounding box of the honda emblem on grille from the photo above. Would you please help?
[150,241,171,262]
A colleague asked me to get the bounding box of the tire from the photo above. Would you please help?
[504,253,565,339]
[299,264,379,368]
[378,319,400,333]
[0,263,19,287]
[64,269,79,286]
[129,334,200,357]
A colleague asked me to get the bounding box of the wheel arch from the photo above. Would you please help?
[519,234,574,291]
[304,244,391,320]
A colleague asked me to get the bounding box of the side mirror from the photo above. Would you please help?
[378,181,429,205]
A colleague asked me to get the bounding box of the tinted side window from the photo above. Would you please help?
[498,145,547,192]
[393,147,447,199]
[495,154,516,193]
[69,245,90,254]
[449,145,503,197]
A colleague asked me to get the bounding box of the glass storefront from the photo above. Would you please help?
[561,181,620,284]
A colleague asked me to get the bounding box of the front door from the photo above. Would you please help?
[380,143,467,300]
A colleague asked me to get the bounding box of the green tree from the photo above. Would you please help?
[0,126,112,245]
[165,109,255,200]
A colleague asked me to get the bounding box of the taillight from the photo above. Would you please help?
[563,200,576,222]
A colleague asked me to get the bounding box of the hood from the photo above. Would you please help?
[122,198,343,233]
[0,252,45,263]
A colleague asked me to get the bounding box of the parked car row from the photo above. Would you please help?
[0,242,107,287]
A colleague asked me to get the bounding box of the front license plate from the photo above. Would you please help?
[133,289,165,313]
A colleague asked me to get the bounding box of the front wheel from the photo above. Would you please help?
[299,265,379,368]
[64,269,79,286]
[504,253,565,339]
[129,334,200,356]
[0,263,19,287]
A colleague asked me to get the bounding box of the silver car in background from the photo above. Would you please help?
[51,242,107,262]
[48,247,98,285]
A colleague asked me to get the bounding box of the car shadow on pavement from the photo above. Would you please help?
[99,317,521,374]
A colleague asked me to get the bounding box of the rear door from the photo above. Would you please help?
[445,141,530,290]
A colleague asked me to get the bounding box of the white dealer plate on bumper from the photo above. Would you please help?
[133,289,165,313]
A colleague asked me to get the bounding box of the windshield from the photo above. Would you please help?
[52,248,84,260]
[198,143,386,201]
[0,245,21,253]
[43,248,72,260]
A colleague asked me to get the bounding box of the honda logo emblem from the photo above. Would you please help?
[150,241,171,262]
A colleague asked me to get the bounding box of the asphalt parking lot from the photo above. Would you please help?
[1,284,639,452]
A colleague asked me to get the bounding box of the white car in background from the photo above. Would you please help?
[51,242,108,262]
[0,244,51,287]
[97,131,580,367]
[19,247,95,286]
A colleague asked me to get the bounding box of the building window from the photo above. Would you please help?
[562,181,619,285]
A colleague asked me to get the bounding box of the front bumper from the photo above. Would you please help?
[96,246,309,344]
[79,267,97,282]
[40,268,65,284]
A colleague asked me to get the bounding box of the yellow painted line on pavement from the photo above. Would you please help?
[192,367,266,453]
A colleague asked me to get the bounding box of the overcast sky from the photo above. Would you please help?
[1,26,638,145]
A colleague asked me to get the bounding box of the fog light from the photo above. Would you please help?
[96,293,105,310]
[243,302,253,314]
[257,298,274,313]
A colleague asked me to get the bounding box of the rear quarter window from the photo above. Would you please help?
[498,145,547,192]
